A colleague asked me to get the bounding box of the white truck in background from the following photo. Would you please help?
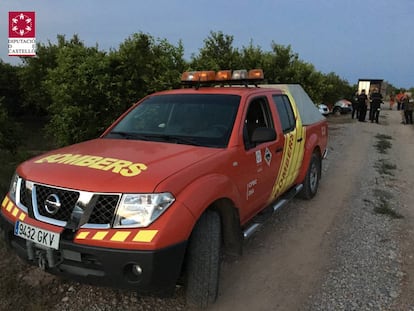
[358,79,386,97]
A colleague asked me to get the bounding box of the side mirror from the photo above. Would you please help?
[251,127,276,144]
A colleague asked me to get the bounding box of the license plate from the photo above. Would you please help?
[14,221,60,250]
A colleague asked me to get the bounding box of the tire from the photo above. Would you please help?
[300,152,321,200]
[185,210,222,309]
[333,107,341,116]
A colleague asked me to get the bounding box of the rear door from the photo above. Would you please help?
[269,93,305,199]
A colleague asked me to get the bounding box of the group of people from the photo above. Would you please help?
[352,88,384,123]
[352,89,413,124]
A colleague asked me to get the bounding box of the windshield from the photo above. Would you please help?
[105,94,240,148]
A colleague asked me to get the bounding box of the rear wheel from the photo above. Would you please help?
[185,210,222,309]
[300,152,321,199]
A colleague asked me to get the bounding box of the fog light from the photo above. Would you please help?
[123,263,143,282]
[132,264,142,276]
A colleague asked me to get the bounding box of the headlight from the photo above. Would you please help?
[9,173,20,202]
[113,193,175,228]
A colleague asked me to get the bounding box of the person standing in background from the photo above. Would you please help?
[369,88,383,123]
[389,94,395,110]
[358,89,368,122]
[351,91,359,119]
[396,91,405,110]
[403,92,413,124]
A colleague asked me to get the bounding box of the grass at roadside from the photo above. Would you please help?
[374,197,404,219]
[372,133,403,219]
[0,117,62,310]
[374,159,397,176]
[374,134,392,154]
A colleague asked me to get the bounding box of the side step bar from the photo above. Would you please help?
[243,184,303,239]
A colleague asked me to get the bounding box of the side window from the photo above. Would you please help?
[272,95,296,133]
[244,97,274,149]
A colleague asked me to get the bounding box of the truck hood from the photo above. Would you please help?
[18,138,222,193]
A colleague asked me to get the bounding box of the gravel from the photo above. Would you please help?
[306,115,410,311]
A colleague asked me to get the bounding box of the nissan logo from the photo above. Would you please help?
[44,194,61,215]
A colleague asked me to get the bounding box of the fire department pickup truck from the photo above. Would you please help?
[0,69,328,308]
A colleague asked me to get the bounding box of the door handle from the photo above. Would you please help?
[275,147,283,153]
[297,137,303,142]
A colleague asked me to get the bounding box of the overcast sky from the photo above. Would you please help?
[1,0,413,89]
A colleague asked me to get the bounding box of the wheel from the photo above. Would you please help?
[300,152,321,199]
[185,210,222,309]
[333,107,341,116]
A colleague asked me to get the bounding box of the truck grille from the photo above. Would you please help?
[19,180,120,228]
[36,184,80,221]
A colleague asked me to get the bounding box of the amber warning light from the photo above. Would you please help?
[181,69,264,86]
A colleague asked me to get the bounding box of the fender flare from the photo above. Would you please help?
[296,132,321,184]
[176,173,242,237]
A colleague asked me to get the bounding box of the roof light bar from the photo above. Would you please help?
[216,70,232,81]
[248,69,264,80]
[181,70,215,82]
[181,69,264,86]
[232,70,248,80]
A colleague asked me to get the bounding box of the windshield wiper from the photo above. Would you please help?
[145,134,203,146]
[106,132,202,146]
[106,131,150,141]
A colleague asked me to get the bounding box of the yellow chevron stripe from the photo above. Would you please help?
[133,230,158,242]
[18,213,26,221]
[92,231,108,240]
[111,231,131,242]
[12,207,19,217]
[76,231,90,239]
[6,201,14,212]
[1,196,9,208]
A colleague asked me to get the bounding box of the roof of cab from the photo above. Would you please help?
[149,85,285,97]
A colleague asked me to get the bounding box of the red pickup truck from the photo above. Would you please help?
[1,69,328,308]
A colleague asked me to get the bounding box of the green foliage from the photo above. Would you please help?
[0,98,22,154]
[263,43,300,83]
[0,60,21,116]
[190,31,241,70]
[316,72,354,105]
[44,36,112,146]
[110,32,185,106]
[18,38,61,116]
[239,41,266,69]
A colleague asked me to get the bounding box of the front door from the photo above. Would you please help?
[235,95,284,222]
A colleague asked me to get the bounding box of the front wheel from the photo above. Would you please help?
[300,152,321,199]
[185,210,222,309]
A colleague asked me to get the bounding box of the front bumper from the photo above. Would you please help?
[0,206,187,295]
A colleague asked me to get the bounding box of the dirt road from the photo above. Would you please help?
[2,107,413,311]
